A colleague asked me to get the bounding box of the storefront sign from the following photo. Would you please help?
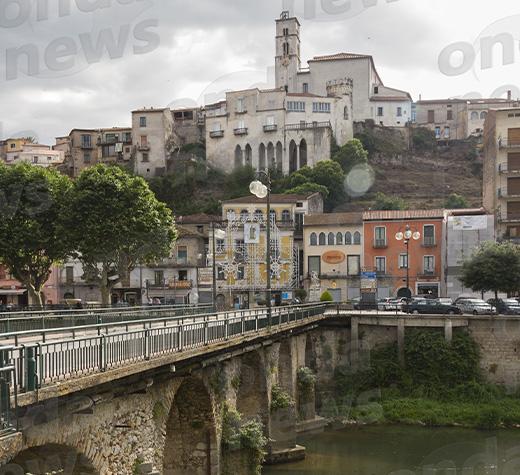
[322,250,345,264]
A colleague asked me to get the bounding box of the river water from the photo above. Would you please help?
[263,424,520,474]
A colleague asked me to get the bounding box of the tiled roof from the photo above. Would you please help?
[416,98,467,104]
[309,53,371,61]
[222,193,319,204]
[304,212,363,226]
[176,224,205,239]
[363,210,445,221]
[176,213,221,224]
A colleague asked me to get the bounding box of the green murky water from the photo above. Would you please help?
[263,424,520,474]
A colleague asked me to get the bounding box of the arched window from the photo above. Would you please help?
[270,209,277,222]
[336,232,343,245]
[480,111,487,120]
[254,209,264,222]
[239,209,249,222]
[281,209,291,222]
[328,232,335,245]
[226,209,236,221]
[353,231,361,245]
[471,111,479,120]
[318,232,326,245]
[345,231,352,245]
[310,232,317,246]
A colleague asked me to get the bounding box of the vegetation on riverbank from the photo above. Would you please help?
[327,328,520,429]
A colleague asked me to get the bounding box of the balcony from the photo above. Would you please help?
[80,142,93,149]
[233,128,248,135]
[263,124,278,132]
[137,142,150,151]
[422,237,437,247]
[418,267,436,277]
[498,212,520,223]
[373,238,388,249]
[498,187,520,198]
[499,163,520,174]
[284,121,331,131]
[209,130,224,138]
[499,138,520,150]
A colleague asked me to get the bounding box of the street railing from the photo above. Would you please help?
[1,303,328,395]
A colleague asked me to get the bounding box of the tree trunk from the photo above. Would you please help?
[100,285,111,306]
[27,286,43,308]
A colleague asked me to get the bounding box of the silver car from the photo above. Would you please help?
[456,298,495,315]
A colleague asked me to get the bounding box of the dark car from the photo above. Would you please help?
[486,298,520,315]
[403,299,461,314]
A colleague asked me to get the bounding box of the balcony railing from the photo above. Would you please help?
[285,121,331,131]
[422,236,437,247]
[499,138,520,149]
[418,267,436,277]
[209,130,224,138]
[499,163,520,174]
[498,187,520,198]
[80,142,93,149]
[373,238,388,249]
[498,213,520,223]
[263,124,278,132]
[233,128,248,135]
[137,142,150,151]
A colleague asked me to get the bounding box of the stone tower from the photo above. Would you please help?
[275,11,301,93]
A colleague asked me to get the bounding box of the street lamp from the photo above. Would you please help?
[395,225,420,312]
[210,222,226,309]
[249,172,272,328]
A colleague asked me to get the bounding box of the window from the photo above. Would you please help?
[237,266,245,280]
[216,238,225,253]
[254,209,264,222]
[308,256,320,276]
[281,209,291,221]
[375,257,386,274]
[345,232,352,245]
[428,110,435,123]
[313,102,331,113]
[239,209,249,221]
[102,144,115,157]
[424,256,434,274]
[83,154,90,163]
[344,106,349,119]
[122,132,132,142]
[447,110,453,120]
[353,231,361,245]
[237,98,244,113]
[347,255,360,276]
[10,143,15,149]
[65,266,74,284]
[237,119,245,130]
[287,101,305,112]
[226,209,236,221]
[444,126,450,139]
[140,117,146,127]
[270,209,277,222]
[435,127,441,139]
[283,42,289,55]
[214,122,221,131]
[303,83,308,93]
[374,227,386,247]
[480,111,487,120]
[268,100,276,110]
[154,270,164,286]
[81,134,91,148]
[336,232,343,245]
[142,153,149,162]
[399,254,408,269]
[377,107,383,116]
[217,267,224,280]
[267,115,275,126]
[177,246,187,260]
[423,225,435,246]
[310,232,317,246]
[397,107,402,117]
[328,232,335,245]
[471,111,479,120]
[234,239,246,259]
[318,232,326,245]
[374,86,379,94]
[178,270,188,281]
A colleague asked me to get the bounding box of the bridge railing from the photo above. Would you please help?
[2,303,329,394]
[0,304,216,335]
[0,346,17,434]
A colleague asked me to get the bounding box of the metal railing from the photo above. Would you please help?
[0,346,17,434]
[0,304,215,335]
[284,121,331,131]
[499,138,520,149]
[1,303,328,394]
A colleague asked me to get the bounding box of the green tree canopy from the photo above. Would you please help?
[0,162,71,306]
[458,241,520,299]
[443,193,469,209]
[60,164,177,305]
[332,138,368,174]
[372,192,408,211]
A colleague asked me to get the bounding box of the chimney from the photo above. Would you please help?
[508,90,512,101]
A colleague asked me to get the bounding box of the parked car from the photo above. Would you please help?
[456,299,495,315]
[437,298,453,305]
[486,298,520,315]
[377,298,402,311]
[402,299,461,314]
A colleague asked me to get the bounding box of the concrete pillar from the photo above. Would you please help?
[350,316,359,371]
[397,318,405,364]
[445,319,453,343]
[296,145,300,170]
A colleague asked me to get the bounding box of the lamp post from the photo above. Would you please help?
[210,222,226,309]
[395,225,420,312]
[249,172,272,328]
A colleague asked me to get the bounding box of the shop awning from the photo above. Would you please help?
[0,289,27,295]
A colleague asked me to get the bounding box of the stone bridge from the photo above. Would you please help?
[2,307,520,474]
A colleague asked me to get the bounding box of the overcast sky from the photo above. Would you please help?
[1,0,519,145]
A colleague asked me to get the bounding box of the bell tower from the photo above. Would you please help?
[275,11,301,93]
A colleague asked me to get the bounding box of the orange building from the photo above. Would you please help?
[363,210,444,299]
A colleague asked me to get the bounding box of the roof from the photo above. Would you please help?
[304,212,363,226]
[287,92,328,98]
[176,213,221,224]
[222,193,320,205]
[175,224,205,239]
[363,210,446,221]
[416,98,468,105]
[370,96,411,102]
[444,207,488,217]
[131,108,169,113]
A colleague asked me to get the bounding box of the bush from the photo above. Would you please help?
[320,291,333,302]
[475,407,501,429]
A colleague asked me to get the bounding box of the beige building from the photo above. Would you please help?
[303,212,363,302]
[483,107,520,238]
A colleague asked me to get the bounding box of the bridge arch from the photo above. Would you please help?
[163,376,219,474]
[7,443,98,474]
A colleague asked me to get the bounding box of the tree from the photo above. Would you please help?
[60,165,177,305]
[372,192,408,211]
[443,193,468,209]
[0,162,71,307]
[332,138,368,174]
[458,241,520,299]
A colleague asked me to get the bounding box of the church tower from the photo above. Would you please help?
[275,11,301,93]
